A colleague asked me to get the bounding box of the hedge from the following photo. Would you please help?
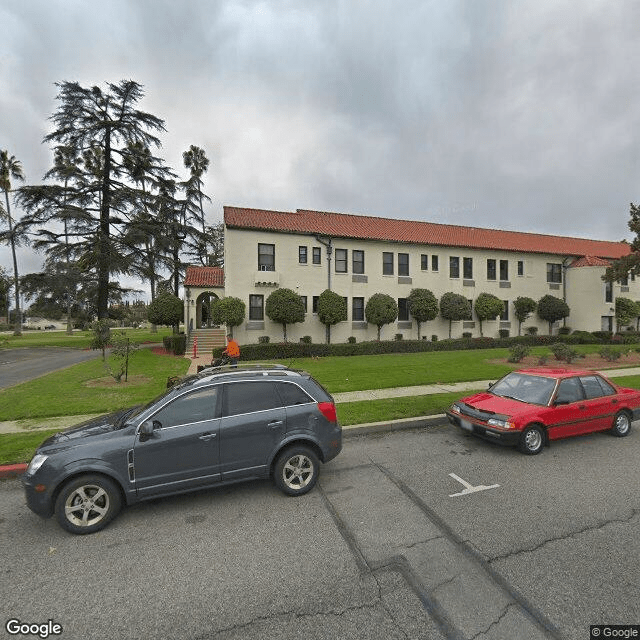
[163,334,187,355]
[212,331,640,361]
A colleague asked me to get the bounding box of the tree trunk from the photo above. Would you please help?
[4,190,21,336]
[97,126,112,320]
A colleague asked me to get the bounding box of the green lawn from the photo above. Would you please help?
[337,389,484,426]
[285,349,515,392]
[0,327,172,350]
[0,348,190,421]
[2,344,640,466]
[0,430,60,466]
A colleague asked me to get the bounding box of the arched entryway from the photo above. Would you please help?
[194,291,220,329]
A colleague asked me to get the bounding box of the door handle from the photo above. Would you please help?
[612,399,619,404]
[199,433,217,441]
[268,420,284,429]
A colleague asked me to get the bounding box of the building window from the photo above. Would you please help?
[620,274,629,286]
[463,257,473,279]
[421,254,428,271]
[499,260,509,281]
[298,246,307,264]
[605,282,613,303]
[335,248,348,273]
[353,250,365,274]
[398,253,409,276]
[383,252,394,275]
[449,257,460,279]
[487,259,496,281]
[342,297,348,321]
[312,296,319,313]
[500,300,509,321]
[547,263,562,283]
[352,297,364,321]
[300,296,307,313]
[517,260,524,276]
[249,294,264,320]
[432,255,439,271]
[398,298,409,321]
[258,244,275,271]
[312,247,321,264]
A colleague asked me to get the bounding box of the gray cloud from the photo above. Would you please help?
[1,0,639,295]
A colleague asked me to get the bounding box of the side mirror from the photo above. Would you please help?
[140,421,154,436]
[139,420,160,438]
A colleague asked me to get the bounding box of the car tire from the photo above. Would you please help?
[518,425,544,455]
[273,446,319,496]
[54,474,122,535]
[611,410,632,437]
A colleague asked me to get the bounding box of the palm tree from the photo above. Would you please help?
[183,145,211,264]
[0,150,26,335]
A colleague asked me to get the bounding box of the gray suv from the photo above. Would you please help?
[22,365,342,535]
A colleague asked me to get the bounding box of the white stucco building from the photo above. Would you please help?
[185,206,635,345]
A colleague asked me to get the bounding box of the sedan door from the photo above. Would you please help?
[134,385,221,498]
[546,376,588,440]
[576,375,619,433]
[219,381,286,481]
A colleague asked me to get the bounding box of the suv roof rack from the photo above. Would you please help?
[197,363,298,379]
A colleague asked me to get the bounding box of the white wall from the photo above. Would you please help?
[223,227,640,344]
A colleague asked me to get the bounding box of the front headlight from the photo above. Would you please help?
[450,403,462,414]
[26,454,48,475]
[487,418,515,429]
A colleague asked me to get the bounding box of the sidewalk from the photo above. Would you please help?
[3,364,640,478]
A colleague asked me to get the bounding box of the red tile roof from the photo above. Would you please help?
[569,256,612,268]
[224,206,631,260]
[184,266,224,287]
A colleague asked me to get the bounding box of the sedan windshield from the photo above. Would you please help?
[490,372,556,406]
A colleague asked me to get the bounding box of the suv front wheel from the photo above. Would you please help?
[273,446,319,496]
[54,474,122,535]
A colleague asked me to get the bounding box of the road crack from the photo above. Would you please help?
[489,509,640,563]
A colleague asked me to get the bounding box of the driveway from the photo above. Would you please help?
[0,348,102,389]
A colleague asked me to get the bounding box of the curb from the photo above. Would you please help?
[0,463,28,479]
[0,414,450,480]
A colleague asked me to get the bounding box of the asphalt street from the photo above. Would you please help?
[0,348,101,389]
[2,422,638,640]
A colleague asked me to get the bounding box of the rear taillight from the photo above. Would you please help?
[317,402,337,423]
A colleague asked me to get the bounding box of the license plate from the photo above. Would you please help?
[460,419,473,432]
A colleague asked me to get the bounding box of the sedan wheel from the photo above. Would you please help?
[518,425,544,455]
[55,475,121,535]
[273,446,319,496]
[611,411,632,437]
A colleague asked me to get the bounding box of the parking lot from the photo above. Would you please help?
[2,421,638,640]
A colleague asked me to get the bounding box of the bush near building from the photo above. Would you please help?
[212,331,640,361]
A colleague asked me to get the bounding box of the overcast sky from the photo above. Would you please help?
[1,0,639,300]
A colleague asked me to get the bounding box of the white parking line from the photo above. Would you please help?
[448,472,500,497]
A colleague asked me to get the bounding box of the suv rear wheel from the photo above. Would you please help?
[273,446,319,496]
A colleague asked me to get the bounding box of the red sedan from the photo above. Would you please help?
[446,368,640,455]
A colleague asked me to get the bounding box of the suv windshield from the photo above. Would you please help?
[491,372,556,406]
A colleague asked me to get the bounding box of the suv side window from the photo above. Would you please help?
[151,386,220,428]
[276,382,313,406]
[223,381,284,417]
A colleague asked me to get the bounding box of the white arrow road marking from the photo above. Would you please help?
[448,473,500,497]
